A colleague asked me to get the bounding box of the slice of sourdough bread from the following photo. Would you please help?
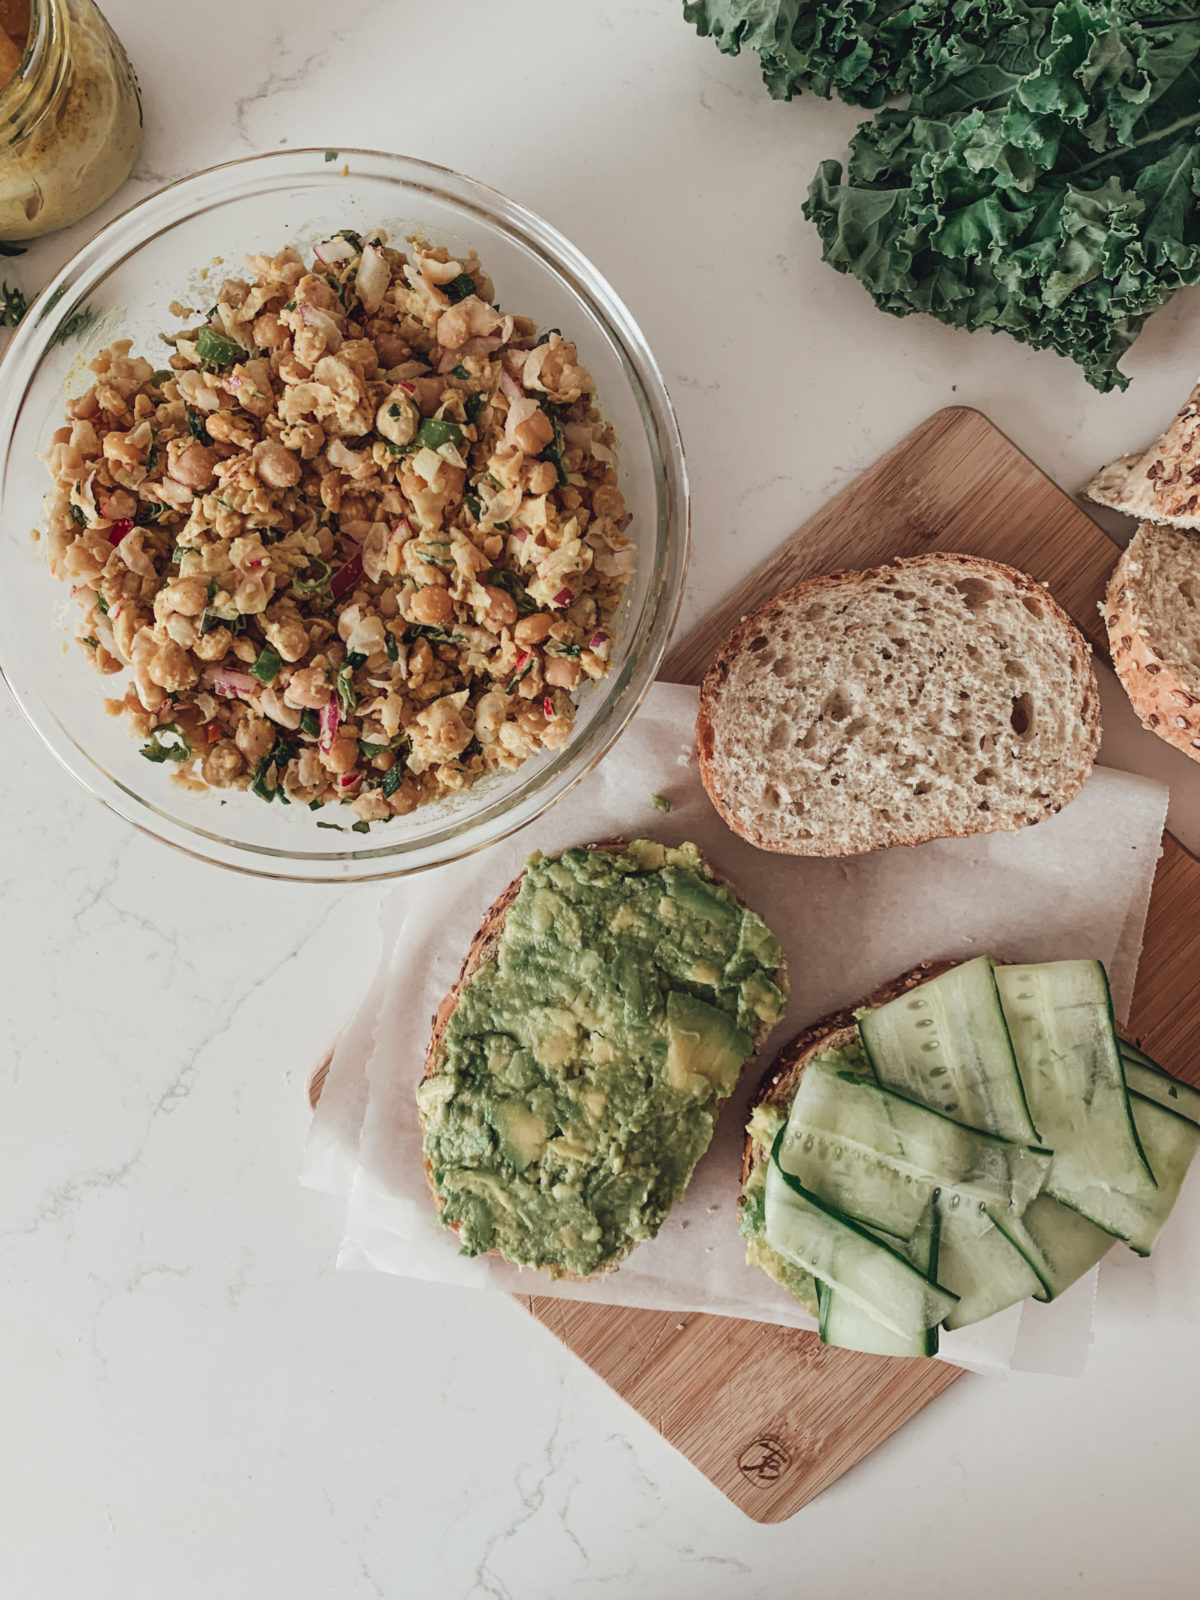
[418,840,788,1282]
[1105,521,1200,764]
[697,553,1100,857]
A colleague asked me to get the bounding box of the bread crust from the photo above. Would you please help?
[739,960,958,1188]
[420,839,787,1282]
[1104,529,1200,766]
[696,552,1101,857]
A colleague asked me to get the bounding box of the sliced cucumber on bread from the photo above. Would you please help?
[739,957,1199,1353]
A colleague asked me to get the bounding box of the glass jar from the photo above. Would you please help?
[0,0,141,240]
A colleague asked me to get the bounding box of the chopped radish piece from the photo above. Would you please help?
[552,587,574,608]
[107,518,134,546]
[319,698,340,752]
[330,552,363,598]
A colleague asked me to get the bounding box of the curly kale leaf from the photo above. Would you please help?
[688,0,1200,387]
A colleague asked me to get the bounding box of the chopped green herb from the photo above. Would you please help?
[535,327,562,346]
[300,709,320,738]
[442,273,478,304]
[308,798,323,811]
[387,401,401,419]
[145,437,158,474]
[187,408,208,441]
[335,228,363,250]
[384,631,399,662]
[465,393,486,424]
[451,364,469,380]
[143,502,172,524]
[358,736,400,758]
[152,369,174,386]
[650,792,672,813]
[199,607,244,637]
[0,280,27,326]
[250,645,282,684]
[52,308,97,347]
[95,593,110,616]
[381,763,404,798]
[316,819,343,830]
[542,408,568,487]
[506,658,536,695]
[324,150,338,163]
[408,624,467,647]
[140,722,192,764]
[69,503,87,528]
[485,568,536,614]
[335,662,356,715]
[81,635,98,648]
[195,324,244,369]
[415,416,464,451]
[464,493,483,521]
[0,241,25,257]
[347,650,367,670]
[486,472,502,490]
[251,734,294,802]
[284,299,297,312]
[351,819,371,834]
[416,541,454,569]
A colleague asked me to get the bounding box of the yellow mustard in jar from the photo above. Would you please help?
[0,0,141,240]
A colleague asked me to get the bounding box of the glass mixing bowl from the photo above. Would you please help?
[0,149,688,880]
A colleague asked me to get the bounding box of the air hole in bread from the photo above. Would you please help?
[798,723,820,750]
[764,784,781,810]
[768,719,790,752]
[880,649,893,661]
[974,767,996,786]
[964,643,982,663]
[1010,692,1034,737]
[801,605,827,624]
[954,577,996,612]
[1004,659,1026,680]
[823,690,851,722]
[771,657,792,679]
[913,781,932,796]
[1022,596,1044,620]
[829,775,842,787]
[844,716,869,739]
[747,635,769,653]
[1180,579,1200,607]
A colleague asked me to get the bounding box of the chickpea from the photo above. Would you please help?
[166,438,218,490]
[510,407,554,457]
[193,626,233,662]
[113,606,149,660]
[591,484,627,520]
[526,460,558,496]
[259,688,302,730]
[161,576,210,617]
[270,620,310,662]
[253,439,302,489]
[479,585,518,631]
[147,640,199,692]
[409,585,453,627]
[253,311,289,349]
[374,389,420,448]
[408,638,433,685]
[545,655,582,690]
[201,741,245,787]
[323,733,359,774]
[164,614,197,650]
[514,612,552,647]
[283,665,332,710]
[234,715,275,763]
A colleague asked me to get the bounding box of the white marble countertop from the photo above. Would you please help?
[4,3,1200,1594]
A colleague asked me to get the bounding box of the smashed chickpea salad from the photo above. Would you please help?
[36,231,634,824]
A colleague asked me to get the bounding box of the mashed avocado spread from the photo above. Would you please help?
[739,1037,872,1315]
[417,839,787,1278]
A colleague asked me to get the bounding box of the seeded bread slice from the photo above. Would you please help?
[1083,380,1200,529]
[420,840,788,1282]
[697,553,1101,857]
[1105,522,1200,764]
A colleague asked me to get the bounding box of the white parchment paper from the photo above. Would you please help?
[302,683,1173,1374]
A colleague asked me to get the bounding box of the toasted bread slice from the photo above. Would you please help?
[420,839,787,1282]
[697,553,1101,857]
[1104,522,1200,765]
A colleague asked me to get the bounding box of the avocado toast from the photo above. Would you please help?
[417,838,789,1280]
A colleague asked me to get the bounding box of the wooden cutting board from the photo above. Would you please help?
[516,406,1200,1521]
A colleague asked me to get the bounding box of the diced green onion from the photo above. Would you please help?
[195,324,245,369]
[300,710,320,738]
[384,631,399,662]
[187,409,208,441]
[250,645,282,684]
[292,558,332,596]
[335,663,357,715]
